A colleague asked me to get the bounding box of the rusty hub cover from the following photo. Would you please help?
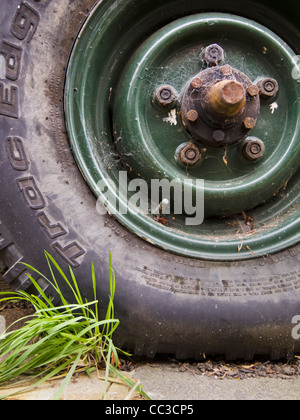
[181,65,260,147]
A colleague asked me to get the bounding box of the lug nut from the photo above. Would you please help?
[179,143,201,165]
[203,44,224,67]
[257,78,279,99]
[243,138,265,161]
[155,85,178,107]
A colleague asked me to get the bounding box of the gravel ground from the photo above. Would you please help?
[164,356,300,380]
[132,362,300,400]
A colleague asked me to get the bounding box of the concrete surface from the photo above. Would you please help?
[132,363,300,400]
[0,371,137,401]
[0,362,299,400]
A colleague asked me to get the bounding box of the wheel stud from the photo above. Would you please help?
[243,117,256,130]
[243,138,265,160]
[247,84,260,97]
[213,130,225,142]
[186,109,199,122]
[190,77,203,89]
[221,65,233,76]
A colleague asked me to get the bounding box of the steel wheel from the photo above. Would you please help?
[65,1,300,260]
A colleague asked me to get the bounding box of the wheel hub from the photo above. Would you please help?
[180,54,262,146]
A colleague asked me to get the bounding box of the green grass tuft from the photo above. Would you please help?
[0,251,150,400]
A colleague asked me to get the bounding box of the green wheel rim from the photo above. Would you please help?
[65,0,300,260]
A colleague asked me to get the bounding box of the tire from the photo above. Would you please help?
[0,0,300,360]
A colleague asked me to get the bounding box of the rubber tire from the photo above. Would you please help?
[0,0,300,361]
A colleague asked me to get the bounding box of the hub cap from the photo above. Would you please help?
[180,63,261,146]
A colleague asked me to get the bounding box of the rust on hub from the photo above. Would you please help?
[177,44,278,147]
[208,80,246,117]
[186,109,199,122]
[180,64,261,147]
[190,77,203,89]
[243,117,256,130]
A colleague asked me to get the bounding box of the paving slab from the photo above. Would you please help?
[132,363,300,400]
[0,371,136,401]
[0,361,299,400]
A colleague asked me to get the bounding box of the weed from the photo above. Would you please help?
[0,251,150,400]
